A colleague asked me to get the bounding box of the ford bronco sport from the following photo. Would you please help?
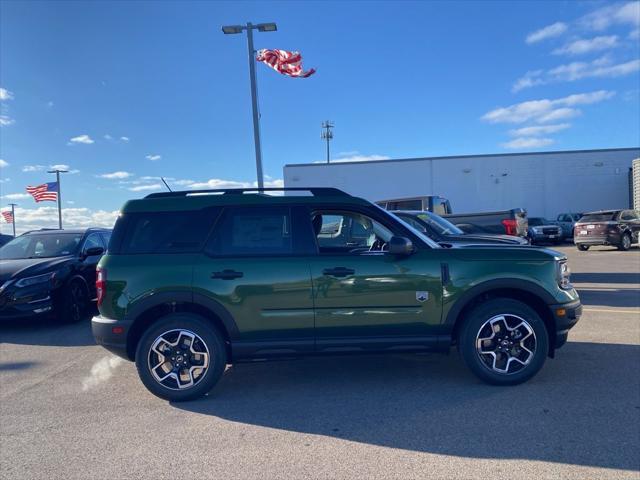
[92,188,581,401]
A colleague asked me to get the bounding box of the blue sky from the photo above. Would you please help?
[1,0,639,233]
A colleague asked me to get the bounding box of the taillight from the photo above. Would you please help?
[501,218,517,236]
[96,267,106,307]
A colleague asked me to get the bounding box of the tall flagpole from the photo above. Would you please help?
[8,203,17,237]
[47,169,68,229]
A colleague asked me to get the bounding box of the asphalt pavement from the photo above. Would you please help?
[1,244,639,479]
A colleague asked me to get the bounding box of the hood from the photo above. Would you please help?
[443,233,528,245]
[0,256,73,284]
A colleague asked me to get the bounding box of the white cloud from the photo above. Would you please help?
[188,178,284,190]
[1,193,31,200]
[0,159,8,168]
[509,123,571,136]
[0,206,120,234]
[0,87,14,101]
[145,154,161,161]
[69,134,94,145]
[0,178,10,184]
[49,164,70,171]
[630,28,640,39]
[526,22,568,44]
[120,136,130,142]
[552,35,619,55]
[513,56,639,91]
[331,154,391,163]
[580,2,640,31]
[0,115,15,126]
[103,134,113,140]
[128,184,162,192]
[22,165,46,172]
[502,137,555,149]
[99,171,133,180]
[482,90,614,124]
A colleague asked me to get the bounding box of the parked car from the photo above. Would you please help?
[376,196,529,238]
[376,196,452,215]
[554,213,583,239]
[527,218,563,245]
[0,228,111,322]
[92,187,581,402]
[393,210,528,246]
[574,209,640,251]
[0,234,13,247]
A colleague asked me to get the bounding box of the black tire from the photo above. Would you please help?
[135,313,227,402]
[458,298,549,386]
[618,233,631,251]
[577,244,589,251]
[58,279,89,323]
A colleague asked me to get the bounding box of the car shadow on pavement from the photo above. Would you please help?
[572,272,640,284]
[0,317,95,347]
[175,341,640,472]
[577,289,640,308]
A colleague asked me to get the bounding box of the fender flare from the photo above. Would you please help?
[443,278,556,327]
[124,290,240,339]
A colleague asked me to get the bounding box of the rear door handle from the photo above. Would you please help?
[323,267,355,278]
[211,270,244,280]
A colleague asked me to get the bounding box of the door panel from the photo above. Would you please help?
[310,250,443,348]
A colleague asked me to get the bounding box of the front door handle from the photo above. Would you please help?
[211,270,244,280]
[323,267,355,278]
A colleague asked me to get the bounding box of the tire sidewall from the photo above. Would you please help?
[619,233,631,251]
[135,313,227,402]
[459,298,549,385]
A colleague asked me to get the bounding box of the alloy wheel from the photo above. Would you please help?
[475,314,536,375]
[147,329,210,390]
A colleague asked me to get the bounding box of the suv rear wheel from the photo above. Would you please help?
[135,313,227,401]
[577,244,589,251]
[458,298,549,385]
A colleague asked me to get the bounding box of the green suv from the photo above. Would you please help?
[92,188,581,401]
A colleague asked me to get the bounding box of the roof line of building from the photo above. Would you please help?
[284,147,640,168]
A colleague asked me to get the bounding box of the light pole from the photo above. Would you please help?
[222,22,277,190]
[47,168,68,229]
[321,121,334,164]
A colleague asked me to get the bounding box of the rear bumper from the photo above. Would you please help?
[549,299,582,350]
[91,315,133,360]
[574,233,621,246]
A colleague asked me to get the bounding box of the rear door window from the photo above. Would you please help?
[119,209,218,254]
[207,207,293,256]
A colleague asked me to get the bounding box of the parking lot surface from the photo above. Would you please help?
[1,245,639,479]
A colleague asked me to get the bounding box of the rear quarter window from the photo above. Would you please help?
[115,209,219,254]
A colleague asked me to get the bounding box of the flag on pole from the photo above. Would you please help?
[26,182,58,202]
[256,49,316,78]
[1,211,13,223]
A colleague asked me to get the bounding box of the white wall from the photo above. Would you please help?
[284,149,639,219]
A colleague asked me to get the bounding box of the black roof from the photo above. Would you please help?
[22,227,112,236]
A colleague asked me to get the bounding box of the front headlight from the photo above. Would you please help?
[557,261,571,290]
[14,272,55,288]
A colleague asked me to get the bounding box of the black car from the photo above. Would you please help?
[0,228,111,322]
[527,217,563,245]
[393,211,528,246]
[574,209,640,251]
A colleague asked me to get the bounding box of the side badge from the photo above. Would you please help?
[416,291,429,302]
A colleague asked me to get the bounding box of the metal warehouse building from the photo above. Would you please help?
[284,148,640,219]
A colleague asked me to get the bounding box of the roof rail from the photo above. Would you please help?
[144,187,351,199]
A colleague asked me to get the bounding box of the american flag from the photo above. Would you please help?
[256,49,316,78]
[26,182,59,202]
[1,211,13,224]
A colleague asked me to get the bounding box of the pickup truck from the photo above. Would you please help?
[376,197,529,238]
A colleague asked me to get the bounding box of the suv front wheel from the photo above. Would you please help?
[135,313,227,401]
[458,298,549,385]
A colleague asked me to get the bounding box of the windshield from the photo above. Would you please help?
[415,212,463,235]
[0,233,83,260]
[580,212,616,223]
[528,218,549,226]
[374,205,441,249]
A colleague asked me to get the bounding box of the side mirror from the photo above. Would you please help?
[387,236,414,256]
[83,246,104,258]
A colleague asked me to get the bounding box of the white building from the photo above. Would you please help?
[284,148,640,219]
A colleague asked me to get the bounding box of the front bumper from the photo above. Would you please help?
[92,315,133,360]
[549,299,582,350]
[530,232,562,243]
[0,285,56,320]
